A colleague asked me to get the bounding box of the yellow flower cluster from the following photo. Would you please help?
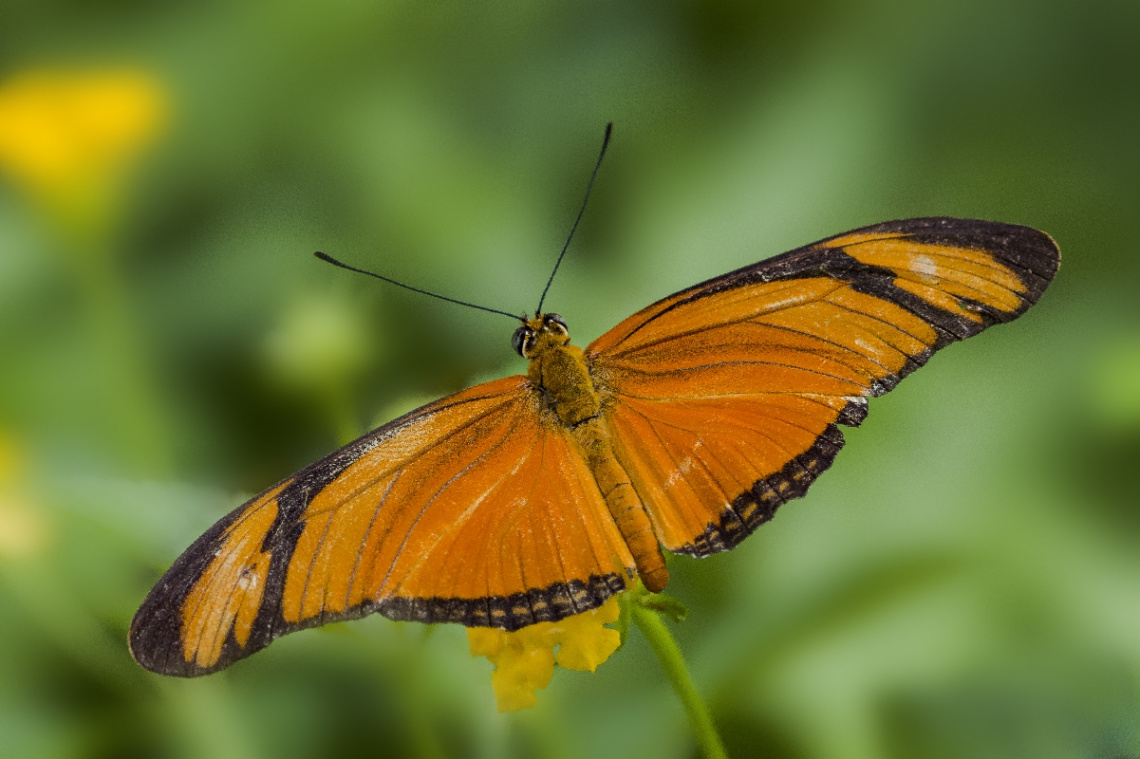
[0,68,166,224]
[467,597,622,712]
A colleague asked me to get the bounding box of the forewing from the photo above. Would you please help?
[130,376,634,676]
[588,217,1059,556]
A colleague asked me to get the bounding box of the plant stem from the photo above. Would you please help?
[631,600,728,759]
[77,239,173,476]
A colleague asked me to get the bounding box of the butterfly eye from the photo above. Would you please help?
[544,313,568,333]
[512,326,534,357]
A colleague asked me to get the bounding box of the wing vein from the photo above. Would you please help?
[303,397,519,520]
[608,354,874,390]
[380,404,527,598]
[297,509,337,621]
[600,279,847,358]
[343,470,401,612]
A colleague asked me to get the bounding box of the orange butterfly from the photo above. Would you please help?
[130,213,1059,676]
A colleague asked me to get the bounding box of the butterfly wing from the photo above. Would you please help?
[130,376,634,676]
[588,217,1059,556]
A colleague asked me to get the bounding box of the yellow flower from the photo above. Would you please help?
[467,598,622,712]
[0,68,167,228]
[0,430,50,559]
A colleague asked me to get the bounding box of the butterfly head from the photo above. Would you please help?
[513,313,569,358]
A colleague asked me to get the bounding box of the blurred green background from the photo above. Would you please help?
[1,1,1138,758]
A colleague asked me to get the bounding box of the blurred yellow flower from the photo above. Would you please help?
[467,598,622,712]
[0,68,167,225]
[0,431,50,559]
[0,495,50,559]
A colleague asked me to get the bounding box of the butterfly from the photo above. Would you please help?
[130,215,1059,676]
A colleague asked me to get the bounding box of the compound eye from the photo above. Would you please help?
[511,326,533,357]
[544,313,568,333]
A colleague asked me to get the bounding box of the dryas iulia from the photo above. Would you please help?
[130,216,1059,676]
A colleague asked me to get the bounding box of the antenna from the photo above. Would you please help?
[314,251,525,322]
[535,122,613,315]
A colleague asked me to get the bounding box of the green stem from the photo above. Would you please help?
[631,599,728,759]
[74,237,173,475]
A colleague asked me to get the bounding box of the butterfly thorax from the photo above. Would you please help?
[518,313,602,427]
[517,313,671,592]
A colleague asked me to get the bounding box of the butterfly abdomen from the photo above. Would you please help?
[580,426,670,593]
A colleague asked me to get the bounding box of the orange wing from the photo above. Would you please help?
[130,376,634,676]
[588,217,1059,556]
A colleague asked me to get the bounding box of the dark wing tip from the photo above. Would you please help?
[853,217,1061,309]
[127,505,264,678]
[129,583,208,677]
